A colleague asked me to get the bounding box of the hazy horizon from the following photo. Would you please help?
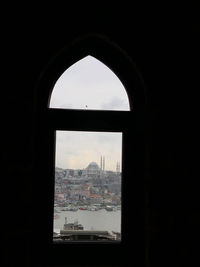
[55,131,122,172]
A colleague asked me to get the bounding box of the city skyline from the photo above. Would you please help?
[56,156,120,172]
[55,131,122,171]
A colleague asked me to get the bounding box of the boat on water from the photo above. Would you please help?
[53,217,117,242]
[87,205,100,211]
[62,217,84,230]
[69,207,78,211]
[105,205,114,211]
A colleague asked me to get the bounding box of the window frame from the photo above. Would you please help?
[33,34,145,266]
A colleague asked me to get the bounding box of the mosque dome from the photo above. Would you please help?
[86,162,100,170]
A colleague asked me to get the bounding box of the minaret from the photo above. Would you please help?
[116,161,120,173]
[103,156,105,171]
[100,156,102,170]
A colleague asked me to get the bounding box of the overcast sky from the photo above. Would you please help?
[51,56,128,171]
[55,131,122,171]
[49,55,130,110]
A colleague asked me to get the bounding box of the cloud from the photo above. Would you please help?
[100,97,129,110]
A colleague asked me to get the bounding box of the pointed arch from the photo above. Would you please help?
[34,33,146,264]
[36,34,145,112]
[49,55,131,111]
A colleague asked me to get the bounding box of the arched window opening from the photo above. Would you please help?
[51,55,130,243]
[34,35,145,265]
[49,55,130,111]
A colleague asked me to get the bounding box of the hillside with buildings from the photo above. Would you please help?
[54,161,121,209]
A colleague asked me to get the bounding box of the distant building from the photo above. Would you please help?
[55,193,66,202]
[83,162,102,179]
[108,183,121,195]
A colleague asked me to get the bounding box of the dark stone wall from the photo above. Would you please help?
[2,7,200,267]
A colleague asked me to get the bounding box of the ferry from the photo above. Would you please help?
[53,217,117,242]
[61,208,68,211]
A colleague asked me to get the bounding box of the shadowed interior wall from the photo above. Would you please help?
[2,9,200,267]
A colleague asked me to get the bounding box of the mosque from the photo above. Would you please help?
[82,156,120,179]
[85,162,101,178]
